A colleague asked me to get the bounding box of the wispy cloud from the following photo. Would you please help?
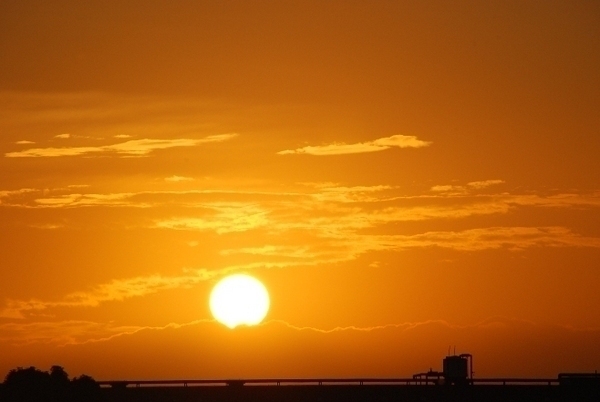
[0,188,37,198]
[0,320,144,346]
[54,133,71,139]
[3,316,598,379]
[155,204,269,234]
[220,226,600,270]
[5,185,600,232]
[372,226,600,252]
[278,135,431,155]
[430,180,505,193]
[3,184,600,271]
[63,269,214,306]
[15,140,35,144]
[307,184,396,203]
[34,193,139,208]
[5,134,238,158]
[467,179,505,189]
[220,245,318,259]
[0,188,37,205]
[165,175,194,182]
[28,223,65,230]
[430,185,462,192]
[0,269,217,319]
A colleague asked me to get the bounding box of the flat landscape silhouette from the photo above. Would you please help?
[3,360,598,402]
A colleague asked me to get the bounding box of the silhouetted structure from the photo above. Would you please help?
[558,372,600,386]
[413,351,473,385]
[443,353,473,384]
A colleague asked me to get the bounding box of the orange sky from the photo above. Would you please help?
[1,0,599,380]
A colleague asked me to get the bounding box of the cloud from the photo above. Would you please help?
[4,188,307,209]
[278,135,431,155]
[4,185,600,267]
[467,179,505,189]
[2,317,598,379]
[0,188,37,198]
[307,184,395,203]
[5,185,600,229]
[430,180,505,193]
[0,269,217,319]
[6,186,600,245]
[507,193,600,208]
[224,226,600,270]
[5,134,238,158]
[7,146,101,158]
[379,226,600,252]
[28,223,65,230]
[54,133,71,139]
[34,193,138,208]
[155,204,269,234]
[165,175,194,182]
[63,269,214,306]
[0,320,144,346]
[15,140,35,144]
[430,185,465,193]
[220,245,318,259]
[0,188,37,205]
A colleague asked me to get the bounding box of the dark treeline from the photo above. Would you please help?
[0,365,102,402]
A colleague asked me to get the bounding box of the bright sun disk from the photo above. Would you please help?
[210,274,270,329]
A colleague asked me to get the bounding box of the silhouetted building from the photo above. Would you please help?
[414,352,473,385]
[443,353,472,384]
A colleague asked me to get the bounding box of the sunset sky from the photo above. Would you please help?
[1,0,599,380]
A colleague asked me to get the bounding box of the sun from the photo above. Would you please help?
[210,274,270,329]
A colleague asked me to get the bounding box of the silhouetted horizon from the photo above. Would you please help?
[2,361,598,402]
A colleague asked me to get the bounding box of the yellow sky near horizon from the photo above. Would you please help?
[1,0,599,380]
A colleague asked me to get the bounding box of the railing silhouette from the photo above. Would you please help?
[97,377,559,388]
